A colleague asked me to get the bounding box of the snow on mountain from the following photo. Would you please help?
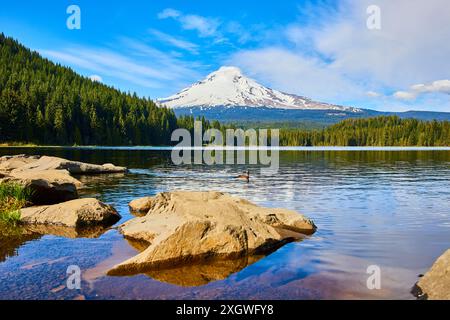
[158,66,360,112]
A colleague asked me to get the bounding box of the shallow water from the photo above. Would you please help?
[0,148,449,299]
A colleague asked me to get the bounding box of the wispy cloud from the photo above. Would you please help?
[158,8,220,38]
[149,29,199,54]
[411,80,450,95]
[41,48,165,88]
[224,21,252,44]
[157,8,181,20]
[366,91,381,98]
[393,91,416,101]
[157,8,269,48]
[39,38,203,94]
[394,80,450,100]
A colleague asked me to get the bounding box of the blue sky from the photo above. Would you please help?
[1,0,449,112]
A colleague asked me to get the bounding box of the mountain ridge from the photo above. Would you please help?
[158,66,360,112]
[160,66,450,125]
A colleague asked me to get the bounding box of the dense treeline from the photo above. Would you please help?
[0,33,178,145]
[280,116,450,146]
[177,115,450,147]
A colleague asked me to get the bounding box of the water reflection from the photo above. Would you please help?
[143,256,266,287]
[23,224,114,239]
[0,225,41,263]
[0,222,115,265]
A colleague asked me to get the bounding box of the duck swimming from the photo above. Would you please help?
[237,170,250,182]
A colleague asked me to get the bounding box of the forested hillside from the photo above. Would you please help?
[0,33,177,145]
[280,116,450,146]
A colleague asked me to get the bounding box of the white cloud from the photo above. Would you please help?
[156,8,269,48]
[366,91,381,98]
[313,0,450,88]
[411,80,450,94]
[158,8,220,38]
[149,29,199,54]
[229,0,450,111]
[393,91,416,101]
[394,79,450,100]
[181,15,219,37]
[89,75,102,82]
[229,47,364,104]
[157,8,181,20]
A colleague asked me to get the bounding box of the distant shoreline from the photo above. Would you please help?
[1,145,449,151]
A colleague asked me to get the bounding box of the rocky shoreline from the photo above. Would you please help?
[1,154,448,297]
[0,154,318,282]
[0,155,124,230]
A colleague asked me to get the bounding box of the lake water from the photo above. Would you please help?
[0,147,449,299]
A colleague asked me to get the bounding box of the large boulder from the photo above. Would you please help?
[4,169,82,205]
[413,249,450,300]
[20,198,121,228]
[11,155,127,175]
[108,191,316,276]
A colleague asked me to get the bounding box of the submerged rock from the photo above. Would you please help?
[20,198,121,228]
[413,249,450,300]
[108,191,316,277]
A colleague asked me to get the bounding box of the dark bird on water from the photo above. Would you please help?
[237,170,250,182]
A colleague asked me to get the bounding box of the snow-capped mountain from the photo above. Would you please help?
[158,66,359,112]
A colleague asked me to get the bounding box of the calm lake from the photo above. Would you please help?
[0,147,449,299]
